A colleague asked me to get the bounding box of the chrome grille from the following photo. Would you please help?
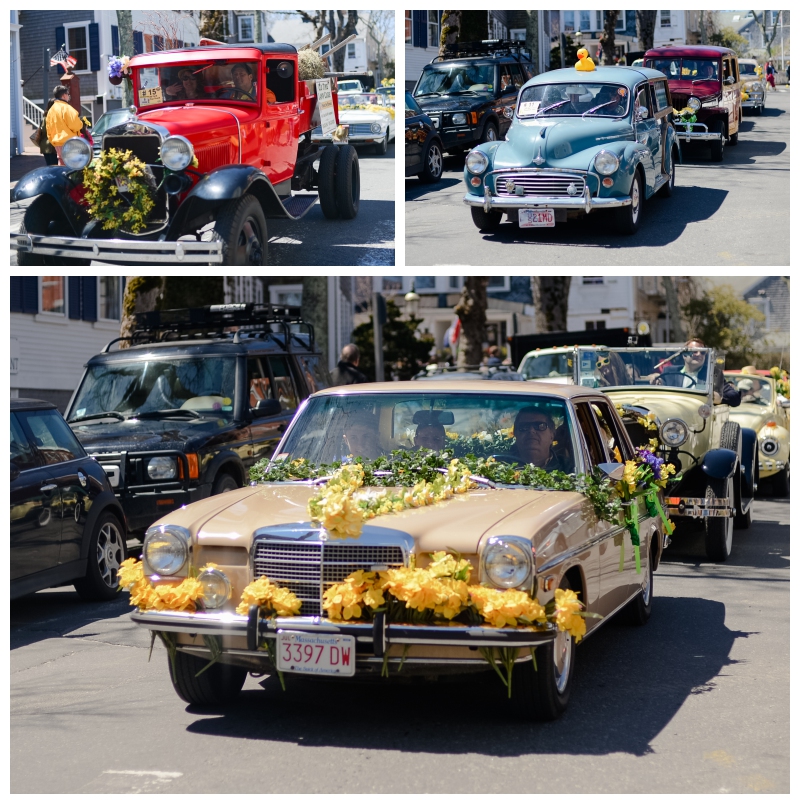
[495,172,586,198]
[347,123,378,136]
[253,540,405,616]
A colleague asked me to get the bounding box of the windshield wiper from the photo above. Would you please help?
[69,411,126,423]
[581,99,621,118]
[415,91,442,97]
[134,409,202,420]
[534,99,570,118]
[449,90,479,95]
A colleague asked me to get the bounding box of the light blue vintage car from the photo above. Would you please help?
[463,64,680,235]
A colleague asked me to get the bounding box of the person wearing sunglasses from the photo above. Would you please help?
[594,352,629,387]
[655,338,741,406]
[511,407,565,470]
[166,68,205,100]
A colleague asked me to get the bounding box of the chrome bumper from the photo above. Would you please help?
[463,185,630,215]
[312,133,380,144]
[758,459,786,474]
[665,496,734,519]
[673,122,723,142]
[11,232,223,264]
[742,99,763,107]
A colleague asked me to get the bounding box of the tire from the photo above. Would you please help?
[719,421,746,529]
[73,511,125,601]
[710,121,725,162]
[771,460,790,496]
[419,140,443,183]
[729,129,739,146]
[704,476,734,562]
[659,147,677,198]
[170,651,247,706]
[318,145,339,219]
[510,578,576,721]
[625,536,654,626]
[335,144,360,220]
[480,122,498,145]
[733,427,755,530]
[17,196,90,266]
[470,206,503,232]
[373,132,388,155]
[211,472,239,496]
[211,194,267,266]
[614,168,644,235]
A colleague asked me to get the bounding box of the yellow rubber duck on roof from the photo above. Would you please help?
[575,48,595,71]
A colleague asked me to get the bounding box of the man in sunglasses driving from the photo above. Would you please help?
[654,338,741,406]
[511,407,567,471]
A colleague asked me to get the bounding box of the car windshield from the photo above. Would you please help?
[576,347,714,393]
[134,60,261,106]
[68,357,237,420]
[726,374,773,406]
[519,352,574,381]
[276,392,577,473]
[517,83,631,118]
[416,63,495,95]
[647,58,719,82]
[92,110,133,137]
[338,93,387,108]
[739,63,759,76]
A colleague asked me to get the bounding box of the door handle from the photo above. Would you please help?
[40,483,57,494]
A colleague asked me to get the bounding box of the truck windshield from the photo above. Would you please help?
[519,352,574,381]
[415,63,495,95]
[68,357,237,421]
[134,60,261,106]
[517,83,630,118]
[647,58,719,82]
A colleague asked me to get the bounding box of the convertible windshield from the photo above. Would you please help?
[517,83,630,118]
[726,374,773,406]
[647,58,719,82]
[415,63,495,95]
[277,392,577,473]
[519,352,574,381]
[338,93,389,108]
[576,347,714,393]
[68,357,237,421]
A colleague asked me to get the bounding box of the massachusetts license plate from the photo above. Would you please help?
[519,208,555,228]
[276,631,356,676]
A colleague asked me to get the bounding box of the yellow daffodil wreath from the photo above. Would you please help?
[119,557,205,612]
[82,148,155,234]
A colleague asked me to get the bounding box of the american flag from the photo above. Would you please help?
[50,48,78,69]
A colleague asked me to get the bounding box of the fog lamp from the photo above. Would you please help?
[198,567,232,608]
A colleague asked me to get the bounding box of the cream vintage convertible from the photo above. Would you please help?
[128,381,668,720]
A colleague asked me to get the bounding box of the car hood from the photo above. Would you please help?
[415,94,493,113]
[666,78,721,100]
[339,109,390,124]
[602,389,710,430]
[69,416,232,454]
[134,105,250,141]
[727,406,776,432]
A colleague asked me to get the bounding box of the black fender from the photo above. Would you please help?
[740,427,758,496]
[701,448,738,480]
[80,490,127,563]
[201,449,247,489]
[11,167,88,235]
[167,165,287,239]
[482,115,501,139]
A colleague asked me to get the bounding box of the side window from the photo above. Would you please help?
[298,355,330,392]
[508,65,525,89]
[247,358,272,408]
[266,58,295,103]
[635,84,653,118]
[268,356,299,413]
[498,65,516,94]
[574,402,608,466]
[591,400,633,461]
[653,80,669,111]
[722,58,732,83]
[10,413,40,472]
[17,409,84,466]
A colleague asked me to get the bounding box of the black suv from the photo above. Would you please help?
[64,304,328,541]
[11,398,127,600]
[412,40,535,154]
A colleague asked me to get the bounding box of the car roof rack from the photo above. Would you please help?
[102,303,315,353]
[434,39,532,63]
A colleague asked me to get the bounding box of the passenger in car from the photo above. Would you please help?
[512,407,569,471]
[343,413,382,460]
[414,422,447,451]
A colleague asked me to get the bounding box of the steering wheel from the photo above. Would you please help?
[490,453,521,465]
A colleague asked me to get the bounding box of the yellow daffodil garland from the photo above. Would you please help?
[236,576,302,617]
[118,556,205,611]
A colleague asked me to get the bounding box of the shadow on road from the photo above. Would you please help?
[681,139,787,165]
[405,176,462,200]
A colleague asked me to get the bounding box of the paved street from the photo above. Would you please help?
[9,145,395,267]
[11,497,788,794]
[406,90,789,267]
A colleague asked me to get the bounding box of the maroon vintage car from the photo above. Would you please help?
[12,42,360,266]
[644,45,741,162]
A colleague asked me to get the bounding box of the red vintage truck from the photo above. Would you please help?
[12,42,360,265]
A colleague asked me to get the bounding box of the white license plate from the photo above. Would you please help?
[519,208,555,228]
[276,631,356,677]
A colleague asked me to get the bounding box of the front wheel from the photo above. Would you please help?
[614,169,643,235]
[729,128,739,146]
[480,122,498,145]
[335,144,360,220]
[373,131,388,155]
[710,121,725,162]
[470,206,503,232]
[318,145,339,219]
[704,477,734,562]
[73,511,126,601]
[211,472,238,496]
[211,194,267,265]
[419,140,443,183]
[170,651,247,706]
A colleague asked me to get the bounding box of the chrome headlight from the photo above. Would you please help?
[147,456,177,480]
[687,96,701,111]
[593,150,620,176]
[62,137,92,170]
[660,418,688,447]
[760,436,779,456]
[452,112,467,125]
[160,135,194,171]
[197,567,232,608]
[144,524,190,576]
[370,122,382,134]
[466,150,489,174]
[481,536,533,589]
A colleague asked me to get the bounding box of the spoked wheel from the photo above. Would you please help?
[704,477,734,562]
[74,512,125,601]
[170,651,247,707]
[420,140,443,183]
[212,194,267,265]
[614,169,643,234]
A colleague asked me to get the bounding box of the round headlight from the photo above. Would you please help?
[452,112,467,125]
[61,137,92,170]
[148,456,177,480]
[370,122,382,134]
[687,96,701,111]
[144,525,190,575]
[160,135,194,171]
[760,437,779,456]
[660,418,689,447]
[197,567,232,609]
[465,150,489,174]
[593,150,620,176]
[482,537,532,589]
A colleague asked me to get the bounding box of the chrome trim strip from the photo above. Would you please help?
[463,193,631,210]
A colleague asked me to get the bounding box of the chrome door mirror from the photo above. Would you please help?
[724,75,736,85]
[636,106,649,121]
[503,106,514,119]
[597,462,625,481]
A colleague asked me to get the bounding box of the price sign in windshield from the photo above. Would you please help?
[138,86,164,107]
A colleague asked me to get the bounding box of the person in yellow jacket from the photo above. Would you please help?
[45,85,83,165]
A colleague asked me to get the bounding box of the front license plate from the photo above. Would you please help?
[276,631,356,677]
[519,208,555,228]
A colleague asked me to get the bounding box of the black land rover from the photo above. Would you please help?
[412,40,535,154]
[64,304,328,541]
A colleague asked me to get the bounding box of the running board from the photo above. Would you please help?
[270,193,318,220]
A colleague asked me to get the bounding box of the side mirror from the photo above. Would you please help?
[724,75,735,85]
[597,462,625,481]
[10,461,20,482]
[779,398,790,408]
[503,106,514,119]
[251,398,282,418]
[636,106,649,121]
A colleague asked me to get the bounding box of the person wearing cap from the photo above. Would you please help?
[563,86,593,115]
[736,377,763,404]
[166,68,205,100]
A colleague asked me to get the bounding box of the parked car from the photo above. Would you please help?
[129,380,665,718]
[413,39,535,154]
[575,345,757,558]
[11,398,127,601]
[405,92,443,183]
[738,59,767,115]
[462,63,680,235]
[11,42,360,266]
[64,303,328,544]
[644,45,741,161]
[725,372,790,495]
[338,79,366,94]
[376,85,395,104]
[312,91,395,155]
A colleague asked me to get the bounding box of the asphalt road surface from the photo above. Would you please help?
[9,144,395,267]
[11,496,788,794]
[405,90,789,267]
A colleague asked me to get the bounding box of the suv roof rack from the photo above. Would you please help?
[435,39,532,63]
[102,303,315,353]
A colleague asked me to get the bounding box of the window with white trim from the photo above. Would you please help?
[595,11,602,30]
[487,276,510,292]
[383,277,403,292]
[580,10,591,31]
[238,15,254,42]
[428,11,439,49]
[414,277,436,290]
[269,283,303,307]
[405,11,412,44]
[660,10,672,28]
[583,276,604,285]
[347,43,356,58]
[99,277,122,320]
[40,276,65,315]
[563,11,575,33]
[615,11,626,32]
[65,22,90,72]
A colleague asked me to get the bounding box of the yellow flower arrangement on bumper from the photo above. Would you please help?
[118,557,203,612]
[236,576,302,617]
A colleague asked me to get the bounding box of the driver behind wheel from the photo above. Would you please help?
[654,338,741,406]
[511,407,566,471]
